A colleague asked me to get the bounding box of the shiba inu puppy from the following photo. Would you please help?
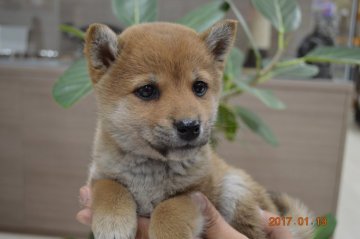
[84,20,314,239]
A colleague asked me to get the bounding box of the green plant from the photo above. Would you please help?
[313,214,337,239]
[53,0,360,147]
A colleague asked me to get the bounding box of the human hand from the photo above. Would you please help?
[77,186,292,239]
[190,192,292,239]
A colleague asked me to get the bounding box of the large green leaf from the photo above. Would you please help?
[225,47,245,81]
[53,58,92,108]
[112,0,157,27]
[304,46,360,65]
[216,104,238,141]
[235,106,278,146]
[234,80,286,110]
[177,0,230,32]
[313,214,336,239]
[251,0,301,33]
[262,62,319,82]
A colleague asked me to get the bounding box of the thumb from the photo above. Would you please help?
[191,192,222,229]
[191,192,248,239]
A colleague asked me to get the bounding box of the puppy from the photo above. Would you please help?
[84,20,314,239]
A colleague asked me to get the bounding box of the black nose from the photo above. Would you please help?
[174,119,201,141]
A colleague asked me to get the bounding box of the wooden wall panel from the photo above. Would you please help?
[20,76,95,236]
[0,67,94,237]
[0,77,24,227]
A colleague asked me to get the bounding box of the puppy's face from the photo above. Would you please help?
[85,21,236,160]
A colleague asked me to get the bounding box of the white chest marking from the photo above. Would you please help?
[91,156,206,216]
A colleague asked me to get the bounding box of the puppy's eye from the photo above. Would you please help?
[135,84,159,100]
[192,81,208,97]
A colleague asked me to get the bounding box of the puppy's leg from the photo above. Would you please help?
[231,200,267,239]
[217,172,267,239]
[149,195,204,239]
[91,179,137,239]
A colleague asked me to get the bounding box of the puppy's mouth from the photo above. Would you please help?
[147,140,208,157]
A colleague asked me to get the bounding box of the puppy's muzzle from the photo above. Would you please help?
[174,119,201,141]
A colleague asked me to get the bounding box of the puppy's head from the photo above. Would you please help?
[85,20,237,160]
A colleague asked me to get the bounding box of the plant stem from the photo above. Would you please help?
[226,0,262,72]
[221,88,241,102]
[278,30,285,50]
[60,24,85,40]
[276,58,305,67]
[221,73,256,101]
[134,0,140,24]
[251,30,285,85]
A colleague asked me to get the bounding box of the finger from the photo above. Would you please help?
[79,186,92,208]
[136,217,150,239]
[191,192,248,239]
[191,192,222,228]
[76,208,92,226]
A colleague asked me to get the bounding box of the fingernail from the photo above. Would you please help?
[191,192,207,212]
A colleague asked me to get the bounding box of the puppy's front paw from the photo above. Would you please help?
[92,213,137,239]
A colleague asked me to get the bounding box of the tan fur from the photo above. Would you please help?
[149,195,204,239]
[91,179,137,239]
[84,20,314,239]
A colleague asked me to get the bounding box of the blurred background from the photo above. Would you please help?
[0,0,359,238]
[0,0,353,64]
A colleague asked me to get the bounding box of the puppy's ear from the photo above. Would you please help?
[84,24,119,83]
[200,20,237,62]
